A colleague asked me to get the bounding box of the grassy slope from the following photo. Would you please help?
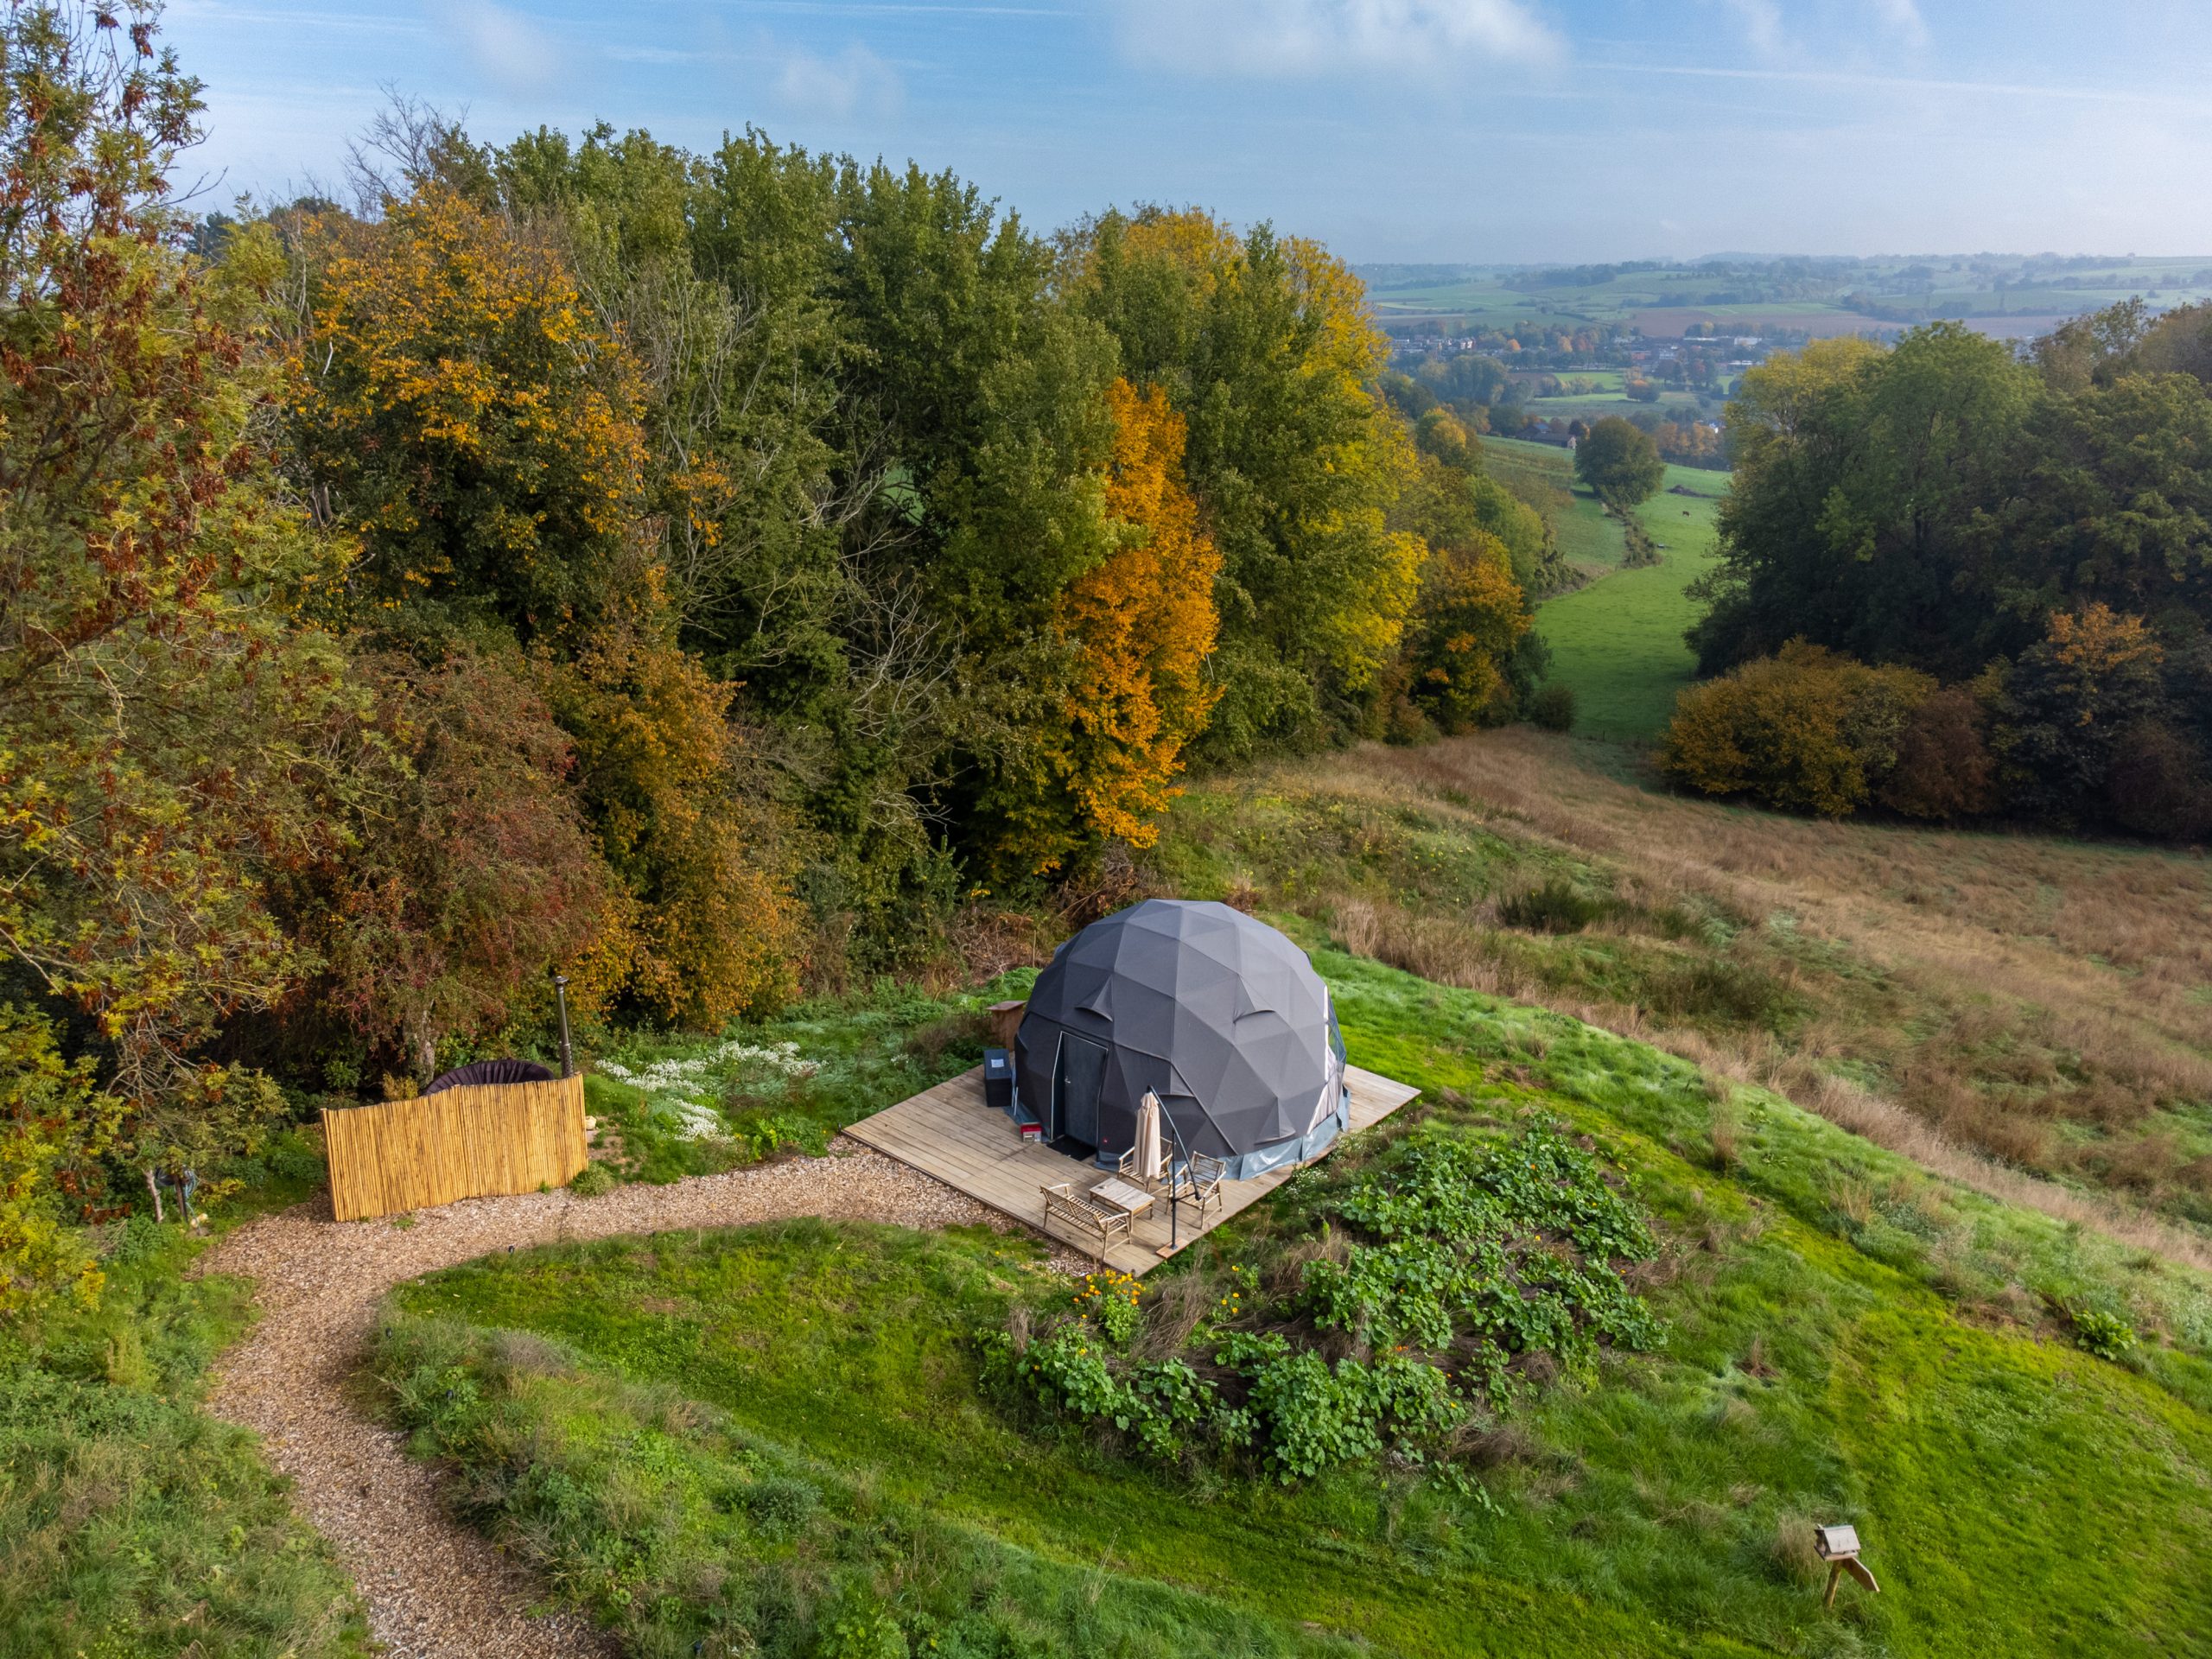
[1479,436,1625,572]
[0,1140,372,1659]
[1157,734,2212,1236]
[1532,465,1727,739]
[378,950,2212,1657]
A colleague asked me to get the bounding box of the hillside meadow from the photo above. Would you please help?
[1477,437,1728,739]
[371,946,2212,1657]
[1154,732,2212,1246]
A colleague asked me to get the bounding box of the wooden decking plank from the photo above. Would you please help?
[845,1061,1420,1273]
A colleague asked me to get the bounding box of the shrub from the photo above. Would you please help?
[1879,683,1999,820]
[2062,1301,2139,1361]
[1528,682,1577,733]
[568,1160,620,1198]
[1497,878,1608,934]
[1660,642,1934,817]
[0,1006,120,1317]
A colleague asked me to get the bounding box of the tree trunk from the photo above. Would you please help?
[410,1010,438,1085]
[143,1164,164,1224]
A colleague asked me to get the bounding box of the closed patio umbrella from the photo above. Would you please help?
[1135,1090,1165,1184]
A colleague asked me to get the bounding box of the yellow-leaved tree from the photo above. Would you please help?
[1070,208,1423,755]
[1056,379,1224,849]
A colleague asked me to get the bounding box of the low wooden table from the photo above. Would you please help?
[1089,1175,1155,1217]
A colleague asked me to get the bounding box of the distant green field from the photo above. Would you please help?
[1362,255,2212,337]
[1527,456,1729,741]
[1479,436,1624,572]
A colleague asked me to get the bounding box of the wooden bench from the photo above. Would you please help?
[1040,1181,1132,1265]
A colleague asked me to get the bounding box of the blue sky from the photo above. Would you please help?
[164,0,2212,262]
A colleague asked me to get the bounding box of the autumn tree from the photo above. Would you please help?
[539,611,804,1027]
[1070,209,1423,757]
[297,640,614,1081]
[995,379,1222,872]
[0,1,349,1210]
[1994,605,2173,827]
[285,177,805,1025]
[285,185,650,640]
[1402,533,1529,734]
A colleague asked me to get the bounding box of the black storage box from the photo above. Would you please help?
[982,1046,1015,1115]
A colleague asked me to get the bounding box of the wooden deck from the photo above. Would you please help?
[845,1065,1420,1274]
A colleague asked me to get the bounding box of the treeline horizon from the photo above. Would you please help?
[0,2,1568,1306]
[1662,308,2212,838]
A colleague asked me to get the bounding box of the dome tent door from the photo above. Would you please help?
[1052,1032,1109,1149]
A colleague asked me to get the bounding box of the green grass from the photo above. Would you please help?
[582,982,1020,1185]
[1479,436,1626,573]
[374,949,2212,1657]
[1534,464,1727,740]
[0,1143,372,1659]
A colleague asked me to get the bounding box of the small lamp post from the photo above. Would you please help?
[1815,1523,1878,1609]
[550,970,575,1079]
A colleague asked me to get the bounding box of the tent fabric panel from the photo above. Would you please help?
[1013,898,1344,1167]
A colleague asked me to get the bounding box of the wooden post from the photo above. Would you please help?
[988,1000,1026,1051]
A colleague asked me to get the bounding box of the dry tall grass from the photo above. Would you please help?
[1175,730,2212,1268]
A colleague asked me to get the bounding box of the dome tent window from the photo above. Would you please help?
[1014,899,1351,1179]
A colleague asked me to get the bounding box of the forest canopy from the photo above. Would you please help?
[0,3,1554,1306]
[1671,312,2212,836]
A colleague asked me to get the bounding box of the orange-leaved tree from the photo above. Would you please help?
[1053,378,1224,853]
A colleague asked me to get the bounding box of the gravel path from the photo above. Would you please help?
[201,1140,1079,1659]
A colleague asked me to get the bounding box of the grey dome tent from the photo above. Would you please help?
[1013,899,1349,1179]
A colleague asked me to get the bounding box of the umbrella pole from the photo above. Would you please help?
[1168,1116,1180,1249]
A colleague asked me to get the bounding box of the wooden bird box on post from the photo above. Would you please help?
[1814,1523,1878,1608]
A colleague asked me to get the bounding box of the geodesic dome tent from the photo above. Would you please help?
[1013,899,1350,1179]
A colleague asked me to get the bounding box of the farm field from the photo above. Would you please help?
[1478,435,1625,573]
[1484,437,1727,738]
[1361,256,2212,340]
[377,940,2212,1658]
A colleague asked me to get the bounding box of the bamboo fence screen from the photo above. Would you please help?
[322,1073,588,1222]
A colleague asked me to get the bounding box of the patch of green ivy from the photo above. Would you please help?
[988,1122,1666,1484]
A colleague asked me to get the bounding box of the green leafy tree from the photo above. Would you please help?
[1690,326,2036,677]
[1573,416,1664,509]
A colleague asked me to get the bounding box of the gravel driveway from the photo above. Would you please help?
[201,1140,1077,1659]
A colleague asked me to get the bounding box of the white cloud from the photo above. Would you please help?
[440,1,561,95]
[775,44,903,119]
[1719,0,1783,55]
[1111,0,1563,78]
[1868,0,1929,48]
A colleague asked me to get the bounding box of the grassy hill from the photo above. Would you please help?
[375,936,2212,1658]
[1480,437,1728,739]
[351,732,2212,1659]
